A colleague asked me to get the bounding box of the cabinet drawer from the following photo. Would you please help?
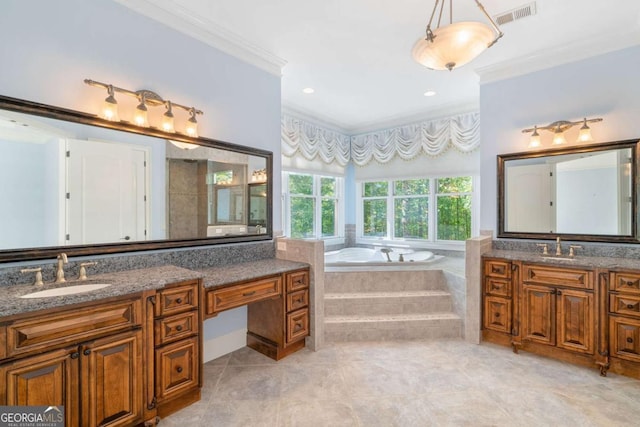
[155,337,199,402]
[155,282,199,317]
[206,276,281,315]
[287,289,309,312]
[286,308,309,345]
[484,260,511,279]
[611,272,640,295]
[286,270,309,292]
[155,311,199,346]
[483,296,511,334]
[484,277,511,298]
[609,316,640,363]
[5,298,142,358]
[523,265,592,289]
[610,294,640,319]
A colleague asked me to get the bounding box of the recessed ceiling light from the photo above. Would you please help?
[424,90,436,97]
[302,87,315,94]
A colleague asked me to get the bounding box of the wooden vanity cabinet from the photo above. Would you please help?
[0,297,144,427]
[151,280,201,419]
[482,259,514,345]
[607,271,640,377]
[246,268,310,360]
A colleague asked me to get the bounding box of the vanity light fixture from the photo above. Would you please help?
[84,79,203,135]
[522,117,603,148]
[412,0,503,71]
[251,168,267,183]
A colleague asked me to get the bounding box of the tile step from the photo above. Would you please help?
[324,290,451,299]
[325,313,460,323]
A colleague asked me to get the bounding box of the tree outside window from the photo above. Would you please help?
[394,179,429,239]
[286,173,341,240]
[436,177,472,241]
[362,181,387,237]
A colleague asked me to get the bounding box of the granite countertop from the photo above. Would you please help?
[199,258,309,289]
[0,265,203,318]
[0,259,310,319]
[484,249,640,270]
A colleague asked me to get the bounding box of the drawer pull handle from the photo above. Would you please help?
[495,313,501,317]
[71,352,80,359]
[295,298,304,304]
[176,325,183,331]
[294,323,303,332]
[627,338,634,344]
[243,291,256,297]
[627,304,635,310]
[83,349,91,356]
[176,298,183,304]
[176,366,183,373]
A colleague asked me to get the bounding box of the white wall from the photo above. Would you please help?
[479,46,640,233]
[0,0,281,360]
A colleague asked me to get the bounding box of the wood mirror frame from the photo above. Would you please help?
[0,94,273,262]
[497,139,639,243]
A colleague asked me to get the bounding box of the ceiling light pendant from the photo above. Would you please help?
[528,126,541,148]
[133,94,149,127]
[102,85,119,121]
[412,0,503,71]
[162,101,175,132]
[577,118,594,143]
[185,108,198,137]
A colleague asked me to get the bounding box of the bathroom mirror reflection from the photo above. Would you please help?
[0,95,272,261]
[498,139,639,243]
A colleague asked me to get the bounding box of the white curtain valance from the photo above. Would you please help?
[281,111,480,167]
[281,114,350,166]
[350,112,480,166]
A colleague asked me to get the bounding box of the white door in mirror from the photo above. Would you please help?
[20,283,111,298]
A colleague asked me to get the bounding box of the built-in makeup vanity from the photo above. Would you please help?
[0,260,310,426]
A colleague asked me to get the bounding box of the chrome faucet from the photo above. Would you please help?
[380,248,393,262]
[55,253,68,284]
[555,237,562,256]
[255,224,262,234]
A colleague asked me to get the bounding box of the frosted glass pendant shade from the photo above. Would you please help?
[412,22,495,71]
[102,96,119,121]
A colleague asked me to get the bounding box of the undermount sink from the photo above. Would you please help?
[20,283,111,299]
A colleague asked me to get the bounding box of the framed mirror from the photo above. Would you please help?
[0,95,273,262]
[498,139,639,243]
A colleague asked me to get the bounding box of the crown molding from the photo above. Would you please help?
[115,0,287,76]
[475,28,640,84]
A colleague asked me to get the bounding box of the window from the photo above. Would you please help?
[284,172,343,240]
[359,176,474,243]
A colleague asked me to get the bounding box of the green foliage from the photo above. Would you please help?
[289,174,313,195]
[437,176,472,194]
[394,197,429,239]
[437,195,472,241]
[290,196,314,238]
[363,181,388,197]
[321,177,335,197]
[363,199,387,236]
[321,199,335,237]
[394,179,430,196]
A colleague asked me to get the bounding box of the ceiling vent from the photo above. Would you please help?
[493,2,537,26]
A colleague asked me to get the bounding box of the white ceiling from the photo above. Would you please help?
[119,0,640,133]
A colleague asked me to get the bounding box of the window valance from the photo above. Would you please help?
[281,114,350,166]
[281,111,480,166]
[350,112,480,165]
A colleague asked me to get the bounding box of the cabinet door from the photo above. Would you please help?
[483,296,511,334]
[0,348,79,427]
[523,284,556,346]
[609,316,640,363]
[81,329,143,427]
[556,289,594,354]
[155,337,199,402]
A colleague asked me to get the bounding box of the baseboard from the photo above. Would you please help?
[202,328,247,363]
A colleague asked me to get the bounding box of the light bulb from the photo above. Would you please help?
[577,119,593,143]
[101,85,119,121]
[185,109,198,137]
[134,98,148,127]
[162,101,175,132]
[552,130,566,145]
[528,127,541,148]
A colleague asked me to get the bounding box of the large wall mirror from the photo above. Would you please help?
[498,139,639,243]
[0,95,272,262]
